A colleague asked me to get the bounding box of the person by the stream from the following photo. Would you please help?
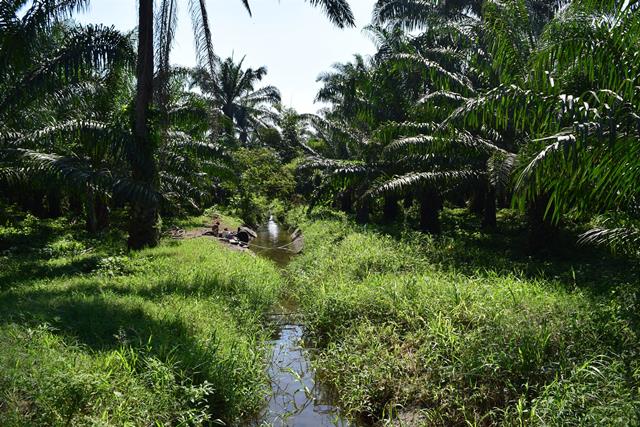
[221,228,232,239]
[212,221,220,236]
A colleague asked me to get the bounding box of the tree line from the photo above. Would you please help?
[304,0,639,254]
[1,0,638,255]
[0,0,353,248]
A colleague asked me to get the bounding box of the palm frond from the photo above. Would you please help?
[578,226,640,254]
[1,25,135,112]
[307,0,355,28]
[369,169,485,196]
[165,131,228,159]
[188,0,217,73]
[394,52,475,94]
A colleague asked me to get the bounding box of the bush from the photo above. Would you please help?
[0,324,214,426]
[227,148,296,225]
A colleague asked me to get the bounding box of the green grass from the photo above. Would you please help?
[166,206,244,231]
[3,208,639,426]
[0,214,281,425]
[286,208,640,426]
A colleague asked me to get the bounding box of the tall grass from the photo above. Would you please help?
[0,215,282,425]
[286,208,640,425]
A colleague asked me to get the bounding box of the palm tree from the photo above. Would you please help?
[128,0,158,249]
[3,0,356,247]
[358,0,560,235]
[0,2,136,228]
[191,56,281,145]
[308,16,483,230]
[433,0,639,252]
[509,0,640,253]
[129,0,355,248]
[3,66,231,232]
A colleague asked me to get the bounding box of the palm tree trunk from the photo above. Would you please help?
[355,197,370,224]
[468,186,486,216]
[27,191,48,218]
[239,128,248,144]
[46,190,62,218]
[382,195,400,223]
[69,193,83,217]
[221,104,235,138]
[128,0,160,249]
[527,193,555,253]
[482,186,497,229]
[95,195,110,231]
[85,188,97,233]
[403,194,413,209]
[339,190,353,213]
[419,187,441,234]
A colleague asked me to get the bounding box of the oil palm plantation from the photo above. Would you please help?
[342,0,554,236]
[307,19,485,230]
[0,1,136,230]
[130,0,355,248]
[366,0,639,252]
[498,0,640,252]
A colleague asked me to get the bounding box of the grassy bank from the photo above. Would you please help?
[0,214,281,425]
[286,208,640,426]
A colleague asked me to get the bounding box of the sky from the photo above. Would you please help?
[76,0,377,114]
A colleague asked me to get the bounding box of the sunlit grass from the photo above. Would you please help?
[0,216,282,425]
[286,209,640,425]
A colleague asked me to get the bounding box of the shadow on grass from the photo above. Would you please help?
[0,255,103,291]
[338,209,640,296]
[0,283,236,417]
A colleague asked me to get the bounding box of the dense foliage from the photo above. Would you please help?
[3,0,637,253]
[304,0,640,255]
[0,0,354,247]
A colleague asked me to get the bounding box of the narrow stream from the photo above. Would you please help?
[251,219,350,427]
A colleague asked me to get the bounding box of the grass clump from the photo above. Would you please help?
[0,324,213,426]
[286,210,640,426]
[0,215,282,425]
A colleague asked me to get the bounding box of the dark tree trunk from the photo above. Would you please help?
[340,190,353,213]
[69,193,83,217]
[482,186,497,229]
[239,128,248,144]
[128,0,160,249]
[527,193,555,254]
[468,186,486,216]
[23,191,47,218]
[403,193,413,210]
[85,189,97,233]
[355,197,370,224]
[419,187,441,234]
[95,195,110,231]
[46,190,62,218]
[382,195,400,224]
[221,104,235,137]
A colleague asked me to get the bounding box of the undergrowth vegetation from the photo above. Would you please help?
[0,214,281,425]
[286,208,640,426]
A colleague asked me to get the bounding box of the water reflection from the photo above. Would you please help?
[250,220,350,427]
[250,219,295,268]
[258,321,349,427]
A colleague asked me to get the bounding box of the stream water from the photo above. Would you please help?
[251,219,350,427]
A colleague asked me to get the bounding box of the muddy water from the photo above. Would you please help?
[251,219,350,427]
[249,219,296,268]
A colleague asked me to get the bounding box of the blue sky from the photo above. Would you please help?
[77,0,377,114]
